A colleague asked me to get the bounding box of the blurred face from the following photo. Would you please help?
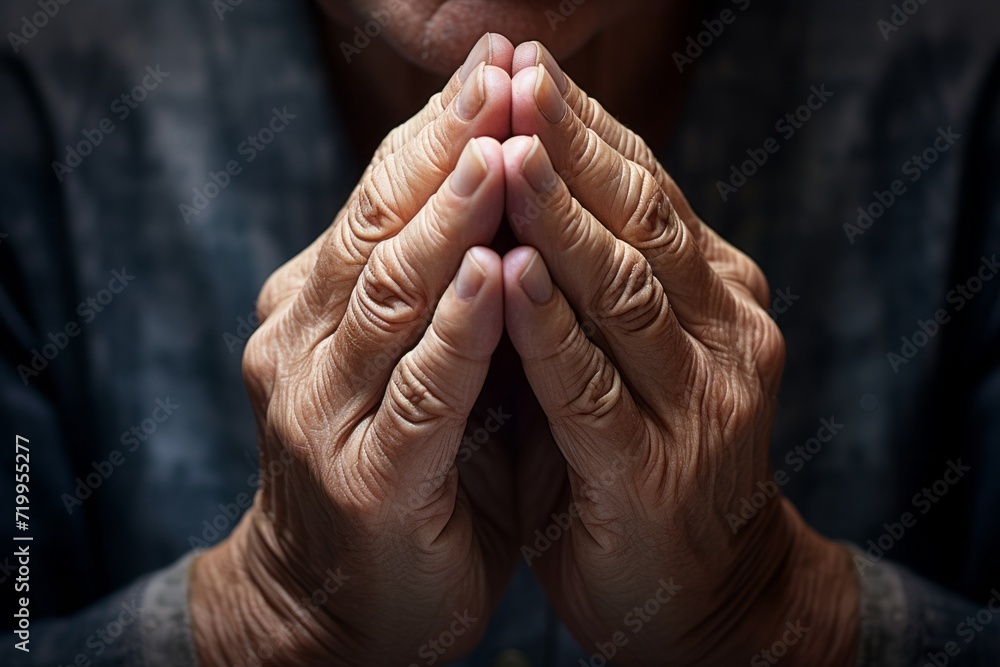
[318,0,643,74]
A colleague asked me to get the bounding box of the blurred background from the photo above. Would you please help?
[2,0,999,663]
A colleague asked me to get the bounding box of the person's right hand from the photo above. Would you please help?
[189,35,517,667]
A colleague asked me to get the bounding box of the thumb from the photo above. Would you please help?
[363,247,504,517]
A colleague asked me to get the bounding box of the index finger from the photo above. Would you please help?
[371,33,515,168]
[512,41,771,309]
[256,33,514,323]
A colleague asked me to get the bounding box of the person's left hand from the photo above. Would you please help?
[499,43,859,666]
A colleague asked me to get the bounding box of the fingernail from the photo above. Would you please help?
[459,33,492,83]
[451,139,488,197]
[456,250,486,299]
[458,61,485,120]
[534,64,567,124]
[519,251,553,304]
[521,136,557,193]
[532,42,567,94]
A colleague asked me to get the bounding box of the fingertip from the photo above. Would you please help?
[485,33,515,75]
[501,135,537,175]
[448,246,503,350]
[465,245,503,301]
[472,136,505,174]
[480,64,513,138]
[511,42,538,75]
[510,67,542,137]
[449,138,504,207]
[502,246,552,305]
[517,249,553,305]
[467,138,506,222]
[502,247,561,355]
[483,63,513,88]
[502,136,560,241]
[512,42,567,94]
[452,246,503,305]
[502,245,537,285]
[511,66,539,102]
[468,245,502,273]
[458,33,514,82]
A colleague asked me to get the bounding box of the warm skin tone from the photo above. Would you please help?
[190,3,860,665]
[322,1,695,162]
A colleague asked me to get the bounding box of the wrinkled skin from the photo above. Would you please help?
[190,34,859,667]
[192,38,521,666]
[501,44,858,666]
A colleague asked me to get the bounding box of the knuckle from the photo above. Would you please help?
[561,350,625,422]
[565,127,603,186]
[334,445,399,523]
[529,175,575,227]
[353,244,428,334]
[592,246,665,334]
[619,126,642,162]
[752,313,787,377]
[420,193,456,248]
[386,352,465,427]
[256,271,286,322]
[241,329,279,403]
[256,249,322,323]
[630,132,658,172]
[347,172,406,244]
[560,197,598,255]
[622,170,675,247]
[376,125,406,162]
[742,257,771,306]
[581,95,612,136]
[424,91,446,120]
[429,315,486,366]
[371,129,400,166]
[412,116,453,177]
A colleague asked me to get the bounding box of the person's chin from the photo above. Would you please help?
[330,0,607,74]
